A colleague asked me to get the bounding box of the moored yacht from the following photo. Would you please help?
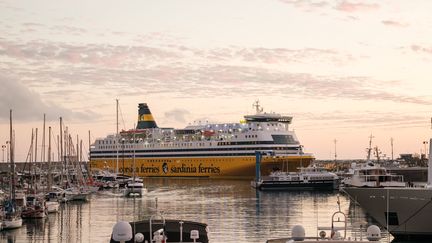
[253,165,339,191]
[342,138,432,240]
[342,162,405,188]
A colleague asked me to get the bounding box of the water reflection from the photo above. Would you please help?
[0,178,422,242]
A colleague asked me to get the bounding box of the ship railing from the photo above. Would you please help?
[359,174,404,183]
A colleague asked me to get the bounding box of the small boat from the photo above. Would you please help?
[266,197,382,243]
[45,201,60,213]
[21,195,47,218]
[64,187,90,202]
[1,110,23,230]
[124,178,144,197]
[110,199,209,243]
[45,191,61,213]
[252,165,339,191]
[1,200,23,230]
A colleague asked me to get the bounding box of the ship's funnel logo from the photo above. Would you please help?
[136,103,158,129]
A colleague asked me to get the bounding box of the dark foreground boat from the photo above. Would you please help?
[110,199,209,243]
[343,186,432,241]
[110,219,208,243]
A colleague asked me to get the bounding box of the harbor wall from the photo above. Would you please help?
[0,161,88,173]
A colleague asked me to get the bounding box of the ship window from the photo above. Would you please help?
[385,212,399,226]
[272,135,298,144]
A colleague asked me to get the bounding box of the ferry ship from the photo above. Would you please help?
[89,101,314,179]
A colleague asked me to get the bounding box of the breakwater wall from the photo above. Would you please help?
[0,161,89,173]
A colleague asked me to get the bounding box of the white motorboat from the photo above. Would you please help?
[342,162,406,188]
[45,201,60,213]
[124,178,144,197]
[64,187,90,202]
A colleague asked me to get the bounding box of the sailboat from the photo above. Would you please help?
[1,110,23,230]
[124,123,144,197]
[45,126,60,213]
[21,127,48,219]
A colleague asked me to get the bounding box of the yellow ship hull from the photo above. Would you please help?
[90,155,314,179]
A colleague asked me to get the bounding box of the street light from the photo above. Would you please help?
[423,141,429,158]
[1,145,5,162]
[6,141,10,163]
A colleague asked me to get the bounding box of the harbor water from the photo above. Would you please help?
[1,178,399,243]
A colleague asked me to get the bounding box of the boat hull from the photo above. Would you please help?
[46,201,60,213]
[90,155,313,179]
[1,218,23,230]
[109,219,208,243]
[342,187,432,240]
[254,179,338,191]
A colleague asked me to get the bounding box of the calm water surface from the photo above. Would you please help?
[1,178,401,243]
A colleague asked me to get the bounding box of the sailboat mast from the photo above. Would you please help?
[88,130,91,172]
[60,117,63,187]
[48,126,52,191]
[35,128,38,164]
[116,99,119,175]
[41,113,46,163]
[10,109,15,200]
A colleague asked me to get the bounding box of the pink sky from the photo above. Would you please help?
[0,0,432,161]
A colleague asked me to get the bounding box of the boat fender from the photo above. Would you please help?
[366,225,381,241]
[319,230,326,239]
[291,225,305,241]
[135,233,144,243]
[112,221,132,242]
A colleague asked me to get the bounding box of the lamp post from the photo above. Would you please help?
[423,141,429,159]
[1,145,5,162]
[6,141,10,163]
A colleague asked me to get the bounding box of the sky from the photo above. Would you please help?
[0,0,432,162]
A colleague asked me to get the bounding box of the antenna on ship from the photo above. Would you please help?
[366,134,374,162]
[253,100,263,114]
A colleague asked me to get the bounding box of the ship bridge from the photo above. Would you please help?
[243,114,292,124]
[244,101,292,124]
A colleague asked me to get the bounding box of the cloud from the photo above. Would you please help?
[0,75,98,122]
[382,20,408,28]
[410,45,432,55]
[278,0,329,11]
[335,1,379,12]
[298,110,429,130]
[1,38,430,114]
[163,109,191,124]
[278,0,379,13]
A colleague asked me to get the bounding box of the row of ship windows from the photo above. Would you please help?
[97,133,267,145]
[98,143,213,149]
[91,146,297,154]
